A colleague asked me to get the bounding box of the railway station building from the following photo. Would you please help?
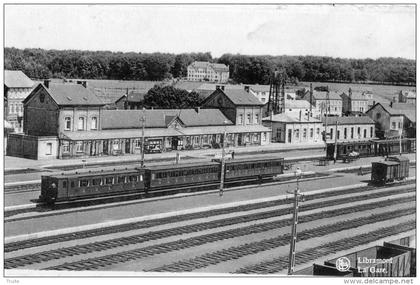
[8,82,271,159]
[321,116,376,143]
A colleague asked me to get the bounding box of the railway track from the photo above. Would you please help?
[234,221,415,274]
[148,210,415,272]
[5,181,415,253]
[5,189,415,269]
[42,209,415,271]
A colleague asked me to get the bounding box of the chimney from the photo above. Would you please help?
[216,85,220,90]
[44,79,50,88]
[373,100,376,106]
[221,85,225,91]
[390,101,393,108]
[195,107,200,113]
[81,81,88,88]
[244,86,250,93]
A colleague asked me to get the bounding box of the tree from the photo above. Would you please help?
[144,86,201,108]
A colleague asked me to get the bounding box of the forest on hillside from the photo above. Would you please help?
[4,47,416,85]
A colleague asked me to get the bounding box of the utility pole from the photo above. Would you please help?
[219,129,226,197]
[399,129,402,156]
[140,107,146,168]
[334,120,338,163]
[288,167,304,275]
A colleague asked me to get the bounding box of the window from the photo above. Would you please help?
[118,176,126,183]
[42,142,52,157]
[398,122,402,129]
[344,128,347,139]
[276,128,282,139]
[105,177,114,185]
[316,128,320,136]
[295,129,299,139]
[261,98,266,103]
[337,130,340,140]
[262,132,267,142]
[364,129,367,138]
[79,179,89,187]
[376,113,381,119]
[64,117,71,130]
[78,117,86,130]
[76,141,83,152]
[370,127,373,138]
[351,127,354,139]
[63,181,67,188]
[330,128,333,139]
[129,175,138,182]
[247,113,252,124]
[303,129,307,139]
[255,114,259,124]
[92,178,102,186]
[134,139,141,148]
[310,128,314,138]
[91,117,98,130]
[238,114,243,124]
[392,122,396,129]
[62,141,70,153]
[400,237,410,247]
[357,127,361,136]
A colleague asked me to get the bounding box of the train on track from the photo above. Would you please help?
[371,156,410,184]
[326,138,416,161]
[39,156,285,204]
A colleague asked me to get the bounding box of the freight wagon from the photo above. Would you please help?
[371,156,410,184]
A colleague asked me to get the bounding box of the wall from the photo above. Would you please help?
[24,87,60,136]
[366,104,404,135]
[325,123,375,143]
[59,107,101,133]
[7,133,58,160]
[268,121,323,144]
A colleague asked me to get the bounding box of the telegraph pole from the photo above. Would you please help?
[140,107,146,168]
[219,129,226,197]
[288,168,303,275]
[334,120,338,163]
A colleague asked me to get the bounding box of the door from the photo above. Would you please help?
[288,129,292,143]
[125,139,131,153]
[171,137,179,150]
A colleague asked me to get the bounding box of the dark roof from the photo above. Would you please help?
[369,103,416,123]
[24,83,105,106]
[219,89,264,106]
[322,116,375,125]
[173,81,205,91]
[5,70,34,88]
[101,109,233,129]
[146,161,219,171]
[262,113,321,123]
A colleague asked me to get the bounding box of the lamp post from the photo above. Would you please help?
[287,167,304,275]
[219,120,229,197]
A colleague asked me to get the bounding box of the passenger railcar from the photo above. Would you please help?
[40,168,146,204]
[221,156,284,182]
[39,156,286,204]
[144,162,220,192]
[371,156,410,184]
[326,138,416,160]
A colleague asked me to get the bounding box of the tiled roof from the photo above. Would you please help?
[127,91,145,103]
[343,92,368,100]
[381,103,416,123]
[72,79,160,90]
[250,85,270,93]
[45,83,105,106]
[285,100,310,109]
[24,83,105,106]
[189,61,229,71]
[5,70,34,88]
[262,113,321,123]
[401,91,416,99]
[312,91,342,100]
[322,116,375,125]
[101,109,233,129]
[221,89,264,106]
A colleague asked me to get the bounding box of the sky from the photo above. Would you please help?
[4,4,416,60]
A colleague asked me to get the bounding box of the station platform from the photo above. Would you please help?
[5,142,324,171]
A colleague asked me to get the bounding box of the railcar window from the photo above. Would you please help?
[105,177,114,185]
[118,176,126,183]
[71,181,75,188]
[92,178,101,186]
[63,181,67,188]
[139,175,143,181]
[151,173,155,180]
[79,179,89,187]
[129,175,138,182]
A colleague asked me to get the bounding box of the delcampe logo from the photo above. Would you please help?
[336,257,351,272]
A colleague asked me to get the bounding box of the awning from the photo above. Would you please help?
[59,125,271,141]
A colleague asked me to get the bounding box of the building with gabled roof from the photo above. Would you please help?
[366,102,416,138]
[321,116,376,143]
[399,90,416,104]
[340,88,369,114]
[4,70,35,133]
[303,90,343,117]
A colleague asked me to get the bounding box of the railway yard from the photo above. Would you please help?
[4,148,416,276]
